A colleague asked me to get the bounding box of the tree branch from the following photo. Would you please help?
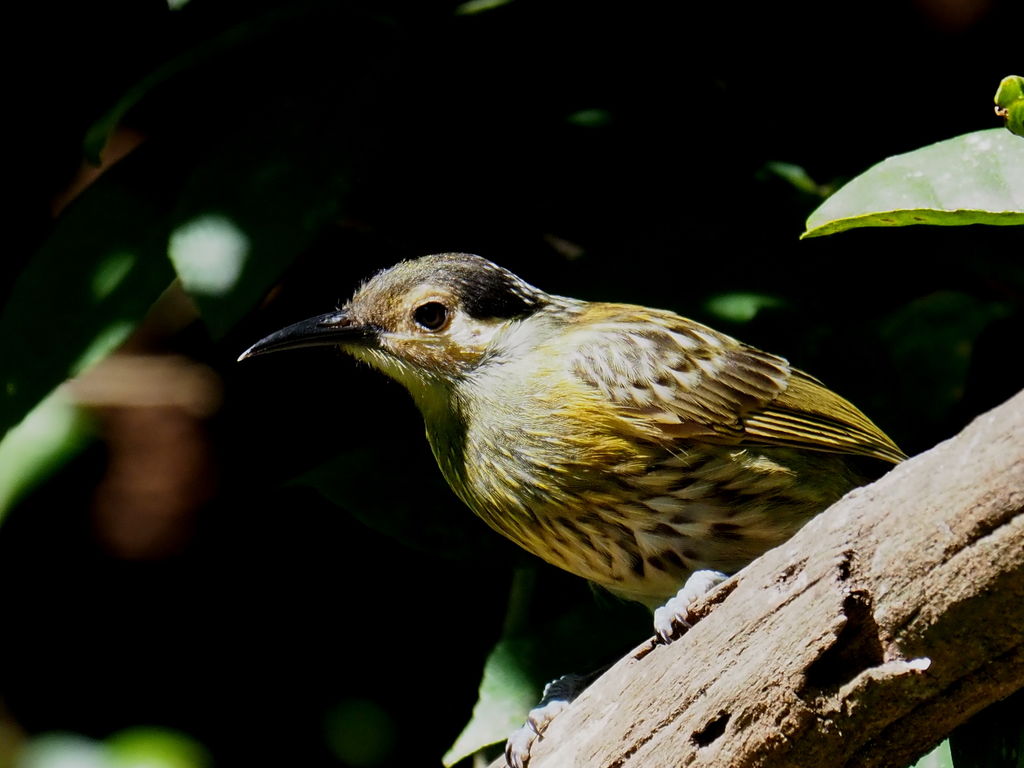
[492,389,1024,768]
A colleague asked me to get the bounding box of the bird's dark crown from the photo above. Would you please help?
[355,253,548,321]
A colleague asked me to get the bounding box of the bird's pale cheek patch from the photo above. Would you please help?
[445,315,504,352]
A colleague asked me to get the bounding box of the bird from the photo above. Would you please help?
[239,252,904,763]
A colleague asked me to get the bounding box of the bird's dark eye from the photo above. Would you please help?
[413,301,450,331]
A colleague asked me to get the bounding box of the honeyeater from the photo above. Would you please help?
[241,252,903,609]
[240,253,904,761]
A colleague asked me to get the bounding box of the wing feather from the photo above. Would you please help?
[746,371,905,462]
[568,305,904,463]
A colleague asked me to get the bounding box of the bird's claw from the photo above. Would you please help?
[653,605,692,643]
[505,725,536,768]
[653,569,728,642]
[504,674,589,767]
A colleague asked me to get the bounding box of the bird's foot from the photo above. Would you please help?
[653,569,728,643]
[504,671,600,768]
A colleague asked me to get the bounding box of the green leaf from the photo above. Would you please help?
[763,161,824,196]
[454,0,515,15]
[0,388,93,526]
[324,699,397,767]
[16,733,109,768]
[443,568,546,766]
[566,109,612,127]
[442,632,540,766]
[16,728,208,768]
[704,292,786,323]
[912,739,954,768]
[443,568,649,766]
[802,129,1024,238]
[106,727,209,768]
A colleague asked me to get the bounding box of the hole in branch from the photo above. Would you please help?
[692,711,730,747]
[804,591,884,693]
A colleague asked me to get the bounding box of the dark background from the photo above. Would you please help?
[4,0,1022,765]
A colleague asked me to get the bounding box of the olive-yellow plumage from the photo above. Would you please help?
[240,253,903,609]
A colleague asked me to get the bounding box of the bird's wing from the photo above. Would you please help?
[567,306,905,463]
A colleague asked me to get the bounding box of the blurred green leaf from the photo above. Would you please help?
[566,109,612,127]
[912,739,954,768]
[106,727,209,768]
[454,0,514,15]
[763,161,824,196]
[324,699,397,767]
[802,129,1024,238]
[443,633,538,766]
[704,292,785,323]
[443,567,648,766]
[0,388,93,526]
[444,567,543,766]
[15,733,109,768]
[15,728,207,768]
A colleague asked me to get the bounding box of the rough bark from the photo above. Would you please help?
[491,389,1024,768]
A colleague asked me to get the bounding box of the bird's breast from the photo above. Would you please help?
[418,342,863,607]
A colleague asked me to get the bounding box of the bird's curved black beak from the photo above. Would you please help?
[237,311,373,362]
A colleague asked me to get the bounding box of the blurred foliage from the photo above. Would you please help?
[0,389,93,526]
[704,291,787,324]
[443,568,647,765]
[16,727,208,768]
[324,698,398,766]
[913,739,955,768]
[4,0,1023,767]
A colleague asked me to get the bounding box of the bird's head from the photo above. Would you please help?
[239,253,551,394]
